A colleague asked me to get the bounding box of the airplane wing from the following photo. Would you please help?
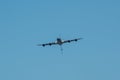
[37,42,57,47]
[63,38,83,43]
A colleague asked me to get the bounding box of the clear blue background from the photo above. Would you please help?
[0,0,120,80]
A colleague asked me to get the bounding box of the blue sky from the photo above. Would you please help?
[0,0,120,80]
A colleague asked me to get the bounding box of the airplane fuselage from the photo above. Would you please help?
[57,38,63,45]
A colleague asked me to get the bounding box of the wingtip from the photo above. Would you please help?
[80,38,83,39]
[37,44,41,46]
[78,38,83,40]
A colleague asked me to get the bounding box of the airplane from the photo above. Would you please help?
[37,37,83,47]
